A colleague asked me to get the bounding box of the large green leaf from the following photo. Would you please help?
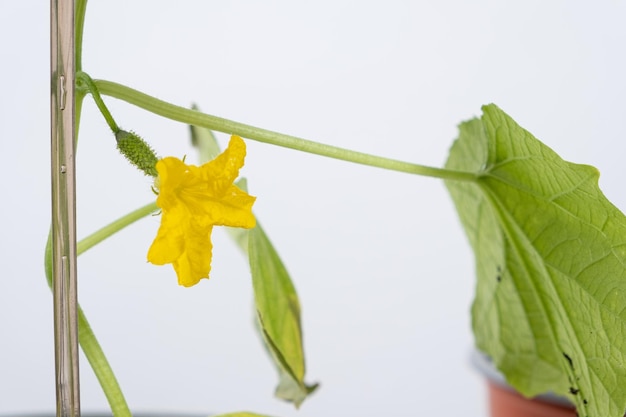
[248,225,318,407]
[445,104,626,417]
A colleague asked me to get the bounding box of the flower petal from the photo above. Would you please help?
[147,206,185,264]
[172,225,214,287]
[202,185,256,227]
[147,134,256,287]
[200,135,247,195]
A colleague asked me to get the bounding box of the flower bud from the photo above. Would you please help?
[115,130,159,177]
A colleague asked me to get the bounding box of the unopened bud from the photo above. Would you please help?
[115,130,159,177]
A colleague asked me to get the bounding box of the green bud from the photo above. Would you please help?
[115,130,159,177]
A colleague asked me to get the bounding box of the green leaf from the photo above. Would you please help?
[249,224,319,408]
[445,104,626,417]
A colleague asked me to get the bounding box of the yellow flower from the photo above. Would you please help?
[147,135,256,287]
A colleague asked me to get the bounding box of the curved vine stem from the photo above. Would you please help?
[77,71,120,133]
[93,78,477,183]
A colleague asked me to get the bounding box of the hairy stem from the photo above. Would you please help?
[77,71,120,133]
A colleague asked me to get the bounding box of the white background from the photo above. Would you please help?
[1,1,625,416]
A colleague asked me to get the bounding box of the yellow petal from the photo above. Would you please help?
[155,157,202,210]
[147,207,185,264]
[148,135,256,287]
[171,225,214,287]
[199,135,247,195]
[208,185,256,227]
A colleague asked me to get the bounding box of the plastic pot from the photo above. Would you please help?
[471,351,577,417]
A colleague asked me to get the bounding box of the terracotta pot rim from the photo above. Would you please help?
[470,349,573,408]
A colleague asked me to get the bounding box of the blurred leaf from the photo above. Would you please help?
[249,224,318,407]
[189,103,221,163]
[445,104,626,417]
[226,178,251,253]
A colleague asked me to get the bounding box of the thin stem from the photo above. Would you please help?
[45,234,132,417]
[75,0,88,72]
[78,202,158,255]
[77,71,119,133]
[94,78,477,183]
[77,308,129,417]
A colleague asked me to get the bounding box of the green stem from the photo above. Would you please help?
[77,71,120,133]
[45,233,132,417]
[78,202,158,255]
[77,308,128,416]
[75,0,88,72]
[94,78,476,183]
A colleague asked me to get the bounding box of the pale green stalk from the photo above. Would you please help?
[94,79,476,183]
[78,202,158,255]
